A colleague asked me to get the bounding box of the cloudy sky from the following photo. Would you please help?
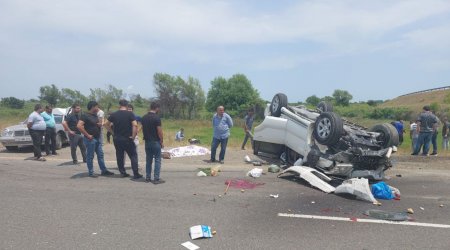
[1,0,450,102]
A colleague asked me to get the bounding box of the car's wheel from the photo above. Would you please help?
[313,112,343,146]
[317,101,333,112]
[270,93,288,117]
[5,146,18,151]
[370,123,399,148]
[55,133,63,149]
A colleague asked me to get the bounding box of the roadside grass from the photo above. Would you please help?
[2,104,449,155]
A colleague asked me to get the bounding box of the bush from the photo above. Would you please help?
[1,97,25,109]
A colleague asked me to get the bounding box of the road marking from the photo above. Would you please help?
[278,213,450,229]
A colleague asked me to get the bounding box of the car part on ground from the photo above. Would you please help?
[253,93,399,181]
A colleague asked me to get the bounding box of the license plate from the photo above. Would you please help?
[15,137,32,142]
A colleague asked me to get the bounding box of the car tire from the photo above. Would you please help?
[55,133,63,150]
[5,146,18,151]
[270,93,288,117]
[317,101,333,112]
[370,123,399,148]
[313,112,343,146]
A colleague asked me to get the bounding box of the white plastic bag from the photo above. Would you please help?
[247,168,263,178]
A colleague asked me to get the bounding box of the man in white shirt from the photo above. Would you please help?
[27,104,47,161]
[409,120,418,152]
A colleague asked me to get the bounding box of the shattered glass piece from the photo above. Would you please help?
[364,209,409,221]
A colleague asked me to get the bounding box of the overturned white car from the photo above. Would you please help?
[253,93,399,181]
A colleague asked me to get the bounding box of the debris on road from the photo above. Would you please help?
[190,225,213,240]
[371,181,395,200]
[269,194,279,198]
[196,171,207,177]
[268,164,281,173]
[407,208,414,214]
[224,179,265,189]
[244,155,252,163]
[247,168,263,178]
[440,204,445,208]
[420,207,425,211]
[311,201,316,204]
[241,189,245,193]
[396,174,402,177]
[278,166,336,193]
[181,241,200,250]
[252,161,262,166]
[334,178,377,203]
[364,209,409,221]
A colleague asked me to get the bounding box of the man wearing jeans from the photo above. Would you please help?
[105,99,142,179]
[77,101,114,177]
[63,104,86,164]
[210,106,233,164]
[41,105,57,156]
[27,104,47,161]
[241,109,254,150]
[412,106,438,156]
[142,102,165,184]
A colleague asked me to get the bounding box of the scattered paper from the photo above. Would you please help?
[269,194,279,198]
[181,241,200,250]
[190,225,213,240]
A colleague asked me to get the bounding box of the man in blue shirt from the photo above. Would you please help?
[41,105,57,156]
[210,106,233,164]
[392,120,404,145]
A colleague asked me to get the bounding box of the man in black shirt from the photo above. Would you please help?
[63,104,87,164]
[77,101,114,177]
[105,99,142,179]
[141,102,165,184]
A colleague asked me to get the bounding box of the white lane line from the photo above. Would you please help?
[278,213,450,229]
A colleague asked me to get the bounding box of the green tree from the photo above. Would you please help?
[60,88,88,107]
[1,97,25,109]
[153,73,182,117]
[39,84,61,106]
[332,89,353,106]
[89,84,123,112]
[305,95,321,106]
[132,94,145,108]
[181,76,206,119]
[205,74,263,115]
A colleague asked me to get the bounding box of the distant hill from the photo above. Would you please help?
[381,86,450,113]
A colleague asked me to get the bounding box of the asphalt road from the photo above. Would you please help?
[1,145,450,250]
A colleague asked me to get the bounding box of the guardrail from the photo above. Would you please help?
[398,86,450,97]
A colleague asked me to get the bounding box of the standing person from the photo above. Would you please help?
[141,102,165,184]
[27,104,47,161]
[241,109,254,150]
[442,117,449,151]
[97,108,105,145]
[41,105,57,156]
[77,101,114,177]
[412,106,438,156]
[409,120,419,152]
[392,120,404,145]
[104,99,142,179]
[430,113,440,156]
[127,104,142,146]
[210,106,233,164]
[63,104,87,164]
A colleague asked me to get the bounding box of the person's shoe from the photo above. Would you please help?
[152,179,165,185]
[241,147,245,150]
[73,160,79,164]
[411,153,418,156]
[121,173,130,178]
[206,159,216,163]
[132,174,143,179]
[36,157,46,161]
[52,152,58,156]
[83,159,87,163]
[430,152,438,156]
[145,177,152,183]
[219,160,224,164]
[101,170,114,176]
[88,173,98,178]
[421,153,429,156]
